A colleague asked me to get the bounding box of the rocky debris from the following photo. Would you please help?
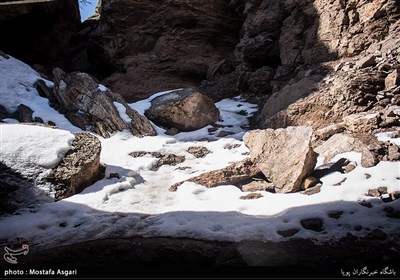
[314,123,345,140]
[343,161,357,173]
[240,193,263,200]
[241,180,275,192]
[367,187,388,197]
[165,127,179,136]
[0,104,13,121]
[382,191,400,203]
[328,211,344,220]
[15,104,33,123]
[145,88,219,132]
[314,133,377,168]
[387,143,400,161]
[343,112,379,133]
[356,55,377,69]
[48,133,103,200]
[130,151,185,170]
[301,176,321,190]
[358,200,373,208]
[276,228,300,238]
[217,131,236,137]
[169,158,261,191]
[301,184,321,196]
[224,143,242,150]
[47,68,156,138]
[0,0,80,65]
[243,126,317,193]
[74,0,241,101]
[300,218,324,232]
[364,229,387,241]
[332,178,347,186]
[385,69,400,89]
[187,146,211,158]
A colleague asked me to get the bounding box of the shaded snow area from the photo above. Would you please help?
[0,56,80,132]
[0,58,399,251]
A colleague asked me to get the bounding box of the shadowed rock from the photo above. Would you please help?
[48,68,156,138]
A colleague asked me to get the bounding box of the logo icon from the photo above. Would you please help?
[3,244,29,264]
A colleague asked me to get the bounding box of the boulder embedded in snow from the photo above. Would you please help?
[145,88,220,131]
[314,133,376,167]
[49,68,156,138]
[243,126,318,193]
[48,132,102,200]
[170,158,261,191]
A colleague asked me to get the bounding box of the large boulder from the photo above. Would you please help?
[48,68,156,138]
[48,133,103,200]
[145,88,220,131]
[243,126,318,193]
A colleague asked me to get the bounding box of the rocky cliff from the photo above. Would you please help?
[2,0,399,129]
[0,0,80,65]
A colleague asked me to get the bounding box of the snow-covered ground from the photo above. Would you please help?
[0,55,399,250]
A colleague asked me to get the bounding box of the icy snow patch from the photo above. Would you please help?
[113,102,131,123]
[0,124,75,177]
[0,55,79,131]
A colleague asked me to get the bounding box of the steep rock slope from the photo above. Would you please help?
[0,0,80,65]
[80,0,242,101]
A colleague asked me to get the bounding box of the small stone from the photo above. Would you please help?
[333,177,347,186]
[187,146,211,158]
[302,176,320,190]
[165,127,179,136]
[377,187,388,195]
[367,189,381,197]
[109,173,120,179]
[301,183,321,195]
[314,123,345,140]
[365,229,387,240]
[48,121,56,126]
[224,143,241,150]
[242,180,275,192]
[358,200,373,208]
[16,104,33,123]
[240,192,263,200]
[328,211,343,219]
[343,161,357,173]
[277,228,300,237]
[356,55,376,69]
[208,127,218,133]
[217,130,235,137]
[387,144,400,161]
[353,225,362,231]
[300,217,324,232]
[390,191,400,200]
[385,69,400,89]
[59,223,67,228]
[365,173,371,179]
[34,117,44,123]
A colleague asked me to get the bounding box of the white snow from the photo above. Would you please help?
[376,131,400,146]
[0,57,399,251]
[0,56,80,132]
[113,102,131,123]
[98,84,107,92]
[0,124,75,177]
